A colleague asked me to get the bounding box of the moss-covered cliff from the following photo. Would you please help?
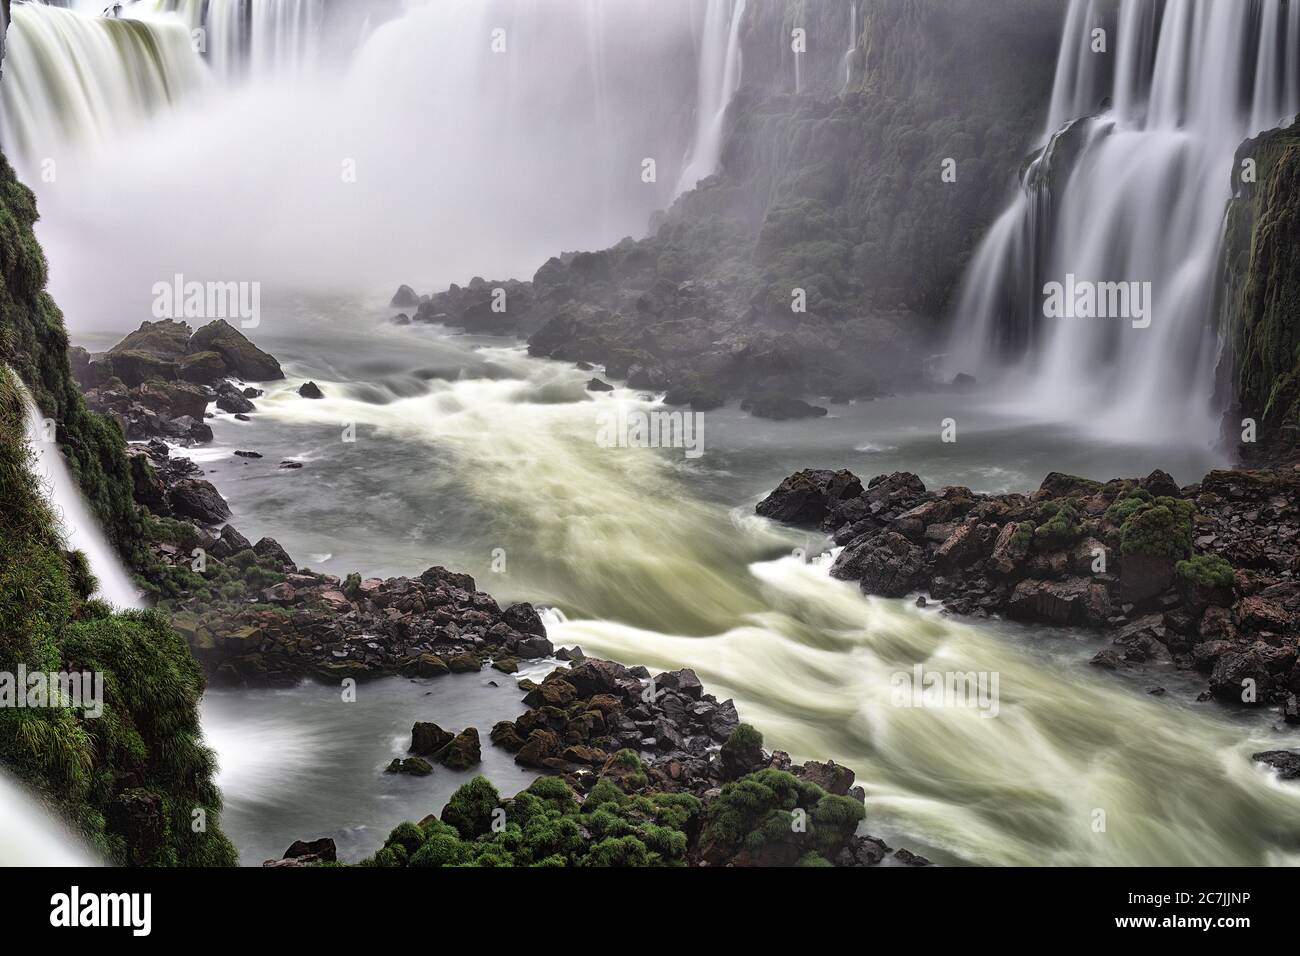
[0,151,145,561]
[0,365,236,865]
[1221,121,1300,458]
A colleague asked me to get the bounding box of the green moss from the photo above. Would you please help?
[441,776,501,840]
[1175,553,1235,590]
[1031,499,1083,551]
[1111,495,1196,560]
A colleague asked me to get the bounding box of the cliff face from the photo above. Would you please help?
[674,0,1065,316]
[423,0,1066,407]
[1221,122,1300,458]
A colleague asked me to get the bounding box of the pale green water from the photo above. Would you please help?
[190,295,1300,867]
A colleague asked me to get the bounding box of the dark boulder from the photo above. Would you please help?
[390,284,421,308]
[298,381,324,400]
[435,728,482,771]
[189,319,283,381]
[1251,750,1300,780]
[756,468,863,528]
[168,479,231,523]
[503,602,547,637]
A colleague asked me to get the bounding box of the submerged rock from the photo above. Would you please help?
[298,381,324,399]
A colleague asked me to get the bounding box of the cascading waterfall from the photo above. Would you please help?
[134,0,325,80]
[0,1,209,161]
[675,0,746,195]
[21,391,143,609]
[0,770,99,866]
[946,0,1300,445]
[841,1,857,93]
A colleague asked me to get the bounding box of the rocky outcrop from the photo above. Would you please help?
[759,464,1300,711]
[392,1,1062,411]
[77,319,283,443]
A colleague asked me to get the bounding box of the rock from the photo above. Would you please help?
[253,536,296,570]
[109,319,193,361]
[1008,578,1109,626]
[1119,553,1176,603]
[1090,650,1126,669]
[795,760,855,796]
[756,468,863,528]
[832,532,926,598]
[188,319,283,381]
[282,838,336,863]
[168,479,231,523]
[1141,469,1183,499]
[490,720,525,752]
[406,654,449,678]
[101,350,177,388]
[386,756,434,776]
[1209,650,1272,704]
[298,381,324,400]
[410,722,454,757]
[447,653,481,674]
[491,657,518,674]
[137,380,210,419]
[214,382,255,414]
[390,284,421,308]
[654,669,703,700]
[279,460,303,469]
[234,450,262,459]
[515,729,561,768]
[586,378,614,392]
[176,350,227,384]
[435,728,481,771]
[990,521,1031,576]
[742,395,828,421]
[1251,750,1300,780]
[502,602,547,637]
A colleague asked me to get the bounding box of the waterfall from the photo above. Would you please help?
[0,1,209,162]
[841,1,857,93]
[134,0,324,80]
[22,392,144,609]
[0,770,99,866]
[675,0,746,195]
[946,0,1300,445]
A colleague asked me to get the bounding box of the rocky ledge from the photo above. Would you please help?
[125,439,552,687]
[387,266,909,420]
[272,657,928,868]
[72,318,283,443]
[757,466,1300,723]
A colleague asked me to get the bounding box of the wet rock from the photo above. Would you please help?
[1209,650,1272,704]
[586,378,614,392]
[215,382,255,414]
[410,722,454,757]
[282,838,337,863]
[502,602,547,637]
[168,478,231,523]
[390,284,421,308]
[298,381,324,400]
[436,728,481,771]
[742,394,828,421]
[189,319,283,381]
[1251,750,1300,780]
[833,532,926,598]
[386,756,434,776]
[756,468,863,528]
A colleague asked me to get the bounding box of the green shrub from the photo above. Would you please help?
[1175,554,1235,590]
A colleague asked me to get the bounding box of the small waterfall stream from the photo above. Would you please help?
[21,392,143,608]
[675,0,746,195]
[946,0,1300,445]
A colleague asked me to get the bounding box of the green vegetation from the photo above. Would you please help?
[1175,553,1235,591]
[1222,123,1300,453]
[1030,499,1083,551]
[1105,490,1196,560]
[0,366,235,865]
[358,759,703,868]
[0,153,143,562]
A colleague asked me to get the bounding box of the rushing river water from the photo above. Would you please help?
[173,293,1300,867]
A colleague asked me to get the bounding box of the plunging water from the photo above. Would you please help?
[946,0,1300,446]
